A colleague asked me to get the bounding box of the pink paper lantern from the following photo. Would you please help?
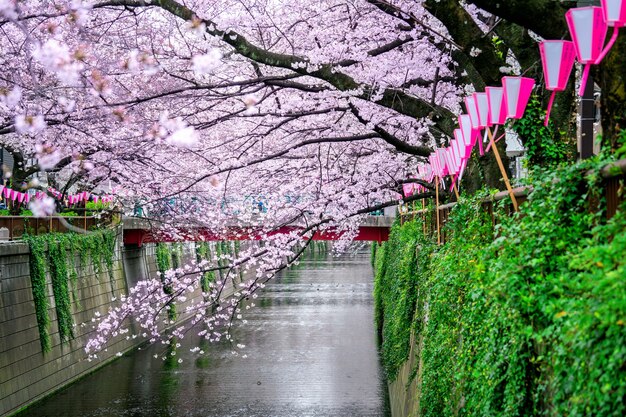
[601,0,626,27]
[17,192,24,203]
[464,95,481,130]
[458,115,478,157]
[436,148,449,177]
[594,0,626,63]
[454,128,472,165]
[567,6,609,63]
[429,155,436,177]
[446,148,457,175]
[473,93,491,128]
[540,40,577,91]
[566,6,608,95]
[451,139,462,168]
[539,40,576,125]
[486,87,506,125]
[502,76,535,120]
[402,184,414,197]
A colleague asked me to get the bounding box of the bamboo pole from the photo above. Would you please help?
[453,182,460,201]
[486,128,519,212]
[435,176,441,245]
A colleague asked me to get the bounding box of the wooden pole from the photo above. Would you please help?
[453,182,460,201]
[486,128,519,212]
[435,176,441,245]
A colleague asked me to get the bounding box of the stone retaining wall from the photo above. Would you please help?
[0,236,235,417]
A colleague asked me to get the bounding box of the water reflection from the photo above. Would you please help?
[17,251,390,417]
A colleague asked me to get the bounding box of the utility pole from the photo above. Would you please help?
[577,0,601,159]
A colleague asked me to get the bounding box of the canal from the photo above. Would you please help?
[17,249,390,417]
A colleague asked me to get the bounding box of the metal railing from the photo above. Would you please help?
[0,208,118,241]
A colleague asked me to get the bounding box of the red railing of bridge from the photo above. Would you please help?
[123,224,391,246]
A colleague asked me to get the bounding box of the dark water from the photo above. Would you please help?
[19,251,390,417]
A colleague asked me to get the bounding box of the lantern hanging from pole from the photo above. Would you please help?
[602,0,626,26]
[539,40,577,126]
[474,92,490,155]
[444,149,455,176]
[452,138,461,166]
[429,154,439,178]
[486,86,506,125]
[449,147,458,175]
[464,95,485,155]
[453,129,468,162]
[596,0,626,62]
[502,76,535,120]
[458,114,478,160]
[436,148,449,177]
[402,183,414,198]
[566,6,608,95]
[473,93,491,128]
[452,139,464,175]
[464,95,480,130]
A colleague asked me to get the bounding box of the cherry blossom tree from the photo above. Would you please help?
[0,0,622,356]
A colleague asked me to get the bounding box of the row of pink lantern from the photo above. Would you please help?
[1,186,31,204]
[47,188,114,204]
[542,0,626,124]
[411,75,535,197]
[403,0,626,199]
[0,187,115,205]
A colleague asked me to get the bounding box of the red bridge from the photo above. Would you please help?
[122,216,394,246]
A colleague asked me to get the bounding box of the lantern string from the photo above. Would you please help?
[595,26,620,64]
[544,90,557,127]
[578,64,592,96]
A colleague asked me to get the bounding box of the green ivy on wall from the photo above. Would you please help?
[25,229,118,353]
[156,242,176,321]
[25,236,51,353]
[195,241,215,293]
[374,157,626,416]
[48,236,74,343]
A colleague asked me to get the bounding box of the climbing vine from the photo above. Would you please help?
[25,229,118,352]
[48,236,74,343]
[25,236,51,353]
[195,241,215,293]
[156,242,176,320]
[374,157,626,416]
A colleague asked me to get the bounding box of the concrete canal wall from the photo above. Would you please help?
[0,236,235,417]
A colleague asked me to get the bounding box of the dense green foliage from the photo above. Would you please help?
[373,219,427,379]
[374,159,626,416]
[25,230,117,352]
[512,94,573,167]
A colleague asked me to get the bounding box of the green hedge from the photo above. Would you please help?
[374,159,626,416]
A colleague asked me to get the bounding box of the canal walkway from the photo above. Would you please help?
[16,250,390,417]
